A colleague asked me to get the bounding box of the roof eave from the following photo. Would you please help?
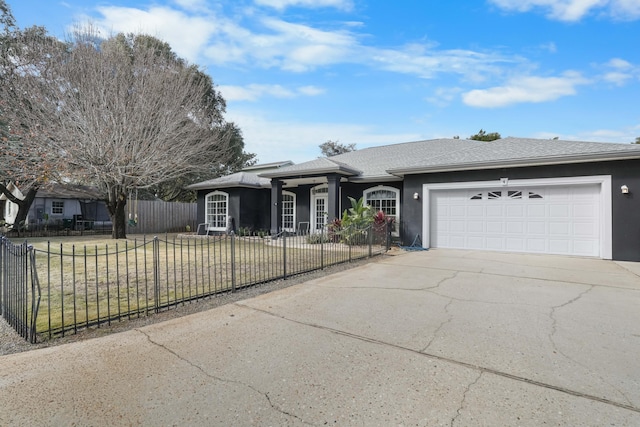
[186,183,269,190]
[260,167,360,179]
[348,174,403,183]
[388,152,640,176]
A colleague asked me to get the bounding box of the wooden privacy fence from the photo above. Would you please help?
[128,200,197,234]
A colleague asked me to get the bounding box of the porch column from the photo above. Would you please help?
[327,174,341,222]
[270,179,283,236]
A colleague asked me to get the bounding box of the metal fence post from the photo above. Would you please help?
[283,233,287,280]
[320,230,324,270]
[368,225,373,258]
[230,233,236,292]
[0,236,4,317]
[28,247,41,343]
[153,237,160,313]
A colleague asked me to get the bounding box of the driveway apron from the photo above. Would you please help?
[1,249,640,426]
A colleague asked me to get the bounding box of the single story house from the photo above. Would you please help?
[2,183,110,230]
[187,137,640,261]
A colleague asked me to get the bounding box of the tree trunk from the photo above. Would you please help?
[0,183,39,235]
[107,191,127,239]
[13,186,38,228]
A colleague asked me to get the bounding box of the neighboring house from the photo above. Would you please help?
[0,182,24,226]
[188,137,640,262]
[3,183,110,230]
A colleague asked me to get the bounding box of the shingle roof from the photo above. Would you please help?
[185,172,271,190]
[36,184,102,200]
[260,157,362,178]
[263,137,640,180]
[388,137,640,174]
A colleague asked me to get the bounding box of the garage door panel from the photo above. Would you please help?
[505,238,525,251]
[526,238,546,252]
[506,221,524,234]
[486,205,503,216]
[573,240,598,255]
[486,221,504,233]
[468,221,484,232]
[430,184,600,257]
[527,205,546,217]
[527,221,546,234]
[450,205,466,216]
[549,222,570,235]
[467,236,484,249]
[573,222,597,237]
[549,239,570,253]
[549,205,570,217]
[467,205,484,216]
[506,205,525,217]
[449,220,465,232]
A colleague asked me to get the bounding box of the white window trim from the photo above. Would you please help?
[51,200,65,216]
[364,185,400,237]
[422,176,612,259]
[282,191,296,232]
[310,184,328,232]
[205,191,229,232]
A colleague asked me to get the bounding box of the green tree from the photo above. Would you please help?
[319,140,356,156]
[634,137,640,144]
[469,129,501,141]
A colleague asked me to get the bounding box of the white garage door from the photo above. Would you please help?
[430,185,601,256]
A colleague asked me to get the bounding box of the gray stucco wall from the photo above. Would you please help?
[401,159,640,262]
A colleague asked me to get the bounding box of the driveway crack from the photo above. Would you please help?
[421,297,454,352]
[548,286,633,406]
[134,329,315,426]
[451,372,483,427]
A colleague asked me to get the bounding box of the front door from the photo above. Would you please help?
[312,195,328,231]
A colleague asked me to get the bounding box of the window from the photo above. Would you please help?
[364,186,399,236]
[51,201,64,215]
[282,191,296,232]
[508,191,522,199]
[205,191,228,231]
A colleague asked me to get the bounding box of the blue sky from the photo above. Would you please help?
[8,0,640,164]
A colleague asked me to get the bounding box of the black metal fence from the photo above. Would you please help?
[1,224,389,342]
[0,237,41,343]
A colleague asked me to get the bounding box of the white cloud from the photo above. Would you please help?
[600,58,638,85]
[254,0,354,11]
[489,0,640,21]
[84,3,520,82]
[90,6,217,62]
[426,87,464,107]
[218,84,325,101]
[203,17,358,72]
[367,45,514,82]
[298,85,326,96]
[462,72,590,107]
[172,0,209,12]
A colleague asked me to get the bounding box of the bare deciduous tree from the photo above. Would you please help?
[2,25,232,238]
[0,8,64,230]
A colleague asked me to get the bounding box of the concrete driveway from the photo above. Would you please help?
[1,249,640,426]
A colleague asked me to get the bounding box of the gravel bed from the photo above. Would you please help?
[0,253,396,356]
